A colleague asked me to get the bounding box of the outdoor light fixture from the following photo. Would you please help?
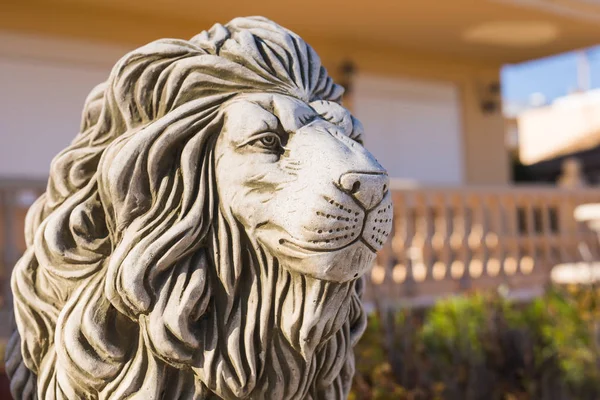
[479,81,502,114]
[339,60,357,96]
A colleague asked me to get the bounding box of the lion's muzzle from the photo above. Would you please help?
[338,171,392,252]
[362,190,393,251]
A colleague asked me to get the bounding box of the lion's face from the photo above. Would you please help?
[215,93,392,282]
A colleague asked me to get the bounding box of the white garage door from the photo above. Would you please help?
[353,74,464,184]
[0,33,128,179]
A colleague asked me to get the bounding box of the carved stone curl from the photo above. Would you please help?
[6,16,392,400]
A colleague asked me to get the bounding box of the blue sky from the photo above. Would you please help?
[502,46,600,108]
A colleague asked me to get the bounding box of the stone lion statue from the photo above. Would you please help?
[6,16,392,400]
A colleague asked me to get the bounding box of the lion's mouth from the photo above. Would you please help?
[279,234,362,254]
[265,195,393,255]
[279,232,382,255]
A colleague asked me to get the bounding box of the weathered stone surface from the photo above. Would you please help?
[6,16,391,399]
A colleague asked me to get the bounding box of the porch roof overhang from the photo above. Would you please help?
[3,0,600,67]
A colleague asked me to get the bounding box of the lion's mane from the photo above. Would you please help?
[6,17,367,400]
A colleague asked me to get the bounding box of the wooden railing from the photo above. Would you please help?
[2,180,600,312]
[365,182,600,308]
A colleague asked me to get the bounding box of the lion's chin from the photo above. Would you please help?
[274,240,376,282]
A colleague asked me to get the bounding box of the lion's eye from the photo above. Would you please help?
[254,133,282,152]
[260,136,277,147]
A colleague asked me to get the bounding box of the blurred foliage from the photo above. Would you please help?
[351,285,600,400]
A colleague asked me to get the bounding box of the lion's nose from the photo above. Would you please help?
[339,172,389,210]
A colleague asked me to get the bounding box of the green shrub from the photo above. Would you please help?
[351,286,600,400]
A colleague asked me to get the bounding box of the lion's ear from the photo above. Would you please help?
[190,23,230,54]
